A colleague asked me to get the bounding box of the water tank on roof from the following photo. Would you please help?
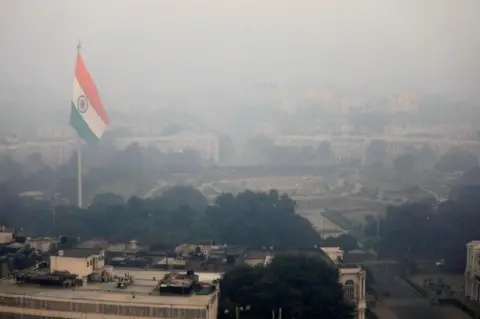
[58,250,64,257]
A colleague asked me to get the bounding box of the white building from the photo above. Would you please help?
[321,247,367,319]
[465,241,480,301]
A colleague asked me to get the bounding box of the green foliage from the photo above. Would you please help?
[220,254,355,319]
[323,234,358,252]
[90,193,125,208]
[436,148,478,173]
[160,186,208,212]
[365,139,388,166]
[0,187,322,248]
[377,185,480,270]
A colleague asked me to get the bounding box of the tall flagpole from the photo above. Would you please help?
[76,41,83,208]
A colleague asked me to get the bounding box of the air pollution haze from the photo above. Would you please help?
[2,2,480,319]
[1,0,479,115]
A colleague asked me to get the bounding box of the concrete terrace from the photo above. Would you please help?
[0,268,221,307]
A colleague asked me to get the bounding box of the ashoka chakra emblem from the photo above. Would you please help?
[77,95,89,114]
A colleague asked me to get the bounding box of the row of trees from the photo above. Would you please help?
[365,166,480,270]
[0,186,327,249]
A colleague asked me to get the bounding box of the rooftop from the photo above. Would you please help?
[54,248,103,258]
[0,227,14,233]
[0,268,219,307]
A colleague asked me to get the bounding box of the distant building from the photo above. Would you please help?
[465,241,480,302]
[26,237,59,253]
[115,132,220,163]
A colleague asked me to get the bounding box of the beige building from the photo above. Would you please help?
[0,256,219,319]
[321,247,367,319]
[0,227,13,244]
[50,249,106,279]
[465,241,480,301]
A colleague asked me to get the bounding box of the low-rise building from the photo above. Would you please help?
[321,247,367,319]
[0,263,219,318]
[26,237,59,253]
[0,227,13,244]
[465,241,480,301]
[50,248,105,280]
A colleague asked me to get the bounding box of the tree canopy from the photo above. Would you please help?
[436,148,478,173]
[0,187,326,249]
[365,180,480,271]
[219,254,354,319]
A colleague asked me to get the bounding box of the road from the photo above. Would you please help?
[368,262,471,319]
[419,186,447,202]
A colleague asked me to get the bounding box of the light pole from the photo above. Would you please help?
[376,216,381,259]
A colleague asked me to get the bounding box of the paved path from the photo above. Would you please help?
[369,263,471,319]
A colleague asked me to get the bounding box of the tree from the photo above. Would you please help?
[0,188,322,249]
[376,185,480,271]
[90,193,125,208]
[365,139,388,166]
[436,148,478,173]
[220,254,354,319]
[206,190,320,248]
[323,234,358,252]
[160,186,208,212]
[393,153,417,176]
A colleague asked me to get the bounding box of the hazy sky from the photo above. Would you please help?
[1,0,479,112]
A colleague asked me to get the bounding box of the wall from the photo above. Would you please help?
[207,292,218,319]
[28,240,56,253]
[50,257,90,277]
[0,232,13,244]
[321,247,344,263]
[0,294,209,319]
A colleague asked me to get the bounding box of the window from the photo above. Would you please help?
[344,280,356,303]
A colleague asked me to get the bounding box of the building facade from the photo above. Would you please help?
[0,228,13,244]
[321,247,366,319]
[50,249,105,279]
[465,241,480,301]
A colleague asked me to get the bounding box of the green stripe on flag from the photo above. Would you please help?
[69,102,100,145]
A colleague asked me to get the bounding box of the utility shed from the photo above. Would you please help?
[50,248,105,278]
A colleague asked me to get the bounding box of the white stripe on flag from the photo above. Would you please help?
[72,77,107,139]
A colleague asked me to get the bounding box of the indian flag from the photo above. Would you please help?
[70,52,109,144]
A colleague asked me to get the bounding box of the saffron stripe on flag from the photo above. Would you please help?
[75,54,110,125]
